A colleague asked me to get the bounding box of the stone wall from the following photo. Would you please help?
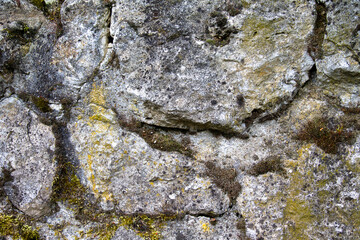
[0,0,359,239]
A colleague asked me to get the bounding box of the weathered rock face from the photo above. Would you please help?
[0,0,359,239]
[0,97,56,217]
[101,0,315,133]
[316,1,360,109]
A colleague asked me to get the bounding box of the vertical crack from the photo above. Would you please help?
[308,0,327,60]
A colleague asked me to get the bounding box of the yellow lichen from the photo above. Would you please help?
[88,83,107,106]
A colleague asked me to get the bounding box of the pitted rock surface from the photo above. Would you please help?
[0,0,359,239]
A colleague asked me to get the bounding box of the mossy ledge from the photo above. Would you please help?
[117,114,195,158]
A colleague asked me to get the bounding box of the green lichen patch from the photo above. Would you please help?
[247,156,285,176]
[117,116,194,158]
[283,198,315,240]
[295,117,355,154]
[0,214,39,240]
[205,161,241,204]
[31,96,52,113]
[3,23,38,44]
[280,144,360,239]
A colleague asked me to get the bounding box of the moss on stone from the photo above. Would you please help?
[296,116,355,154]
[118,214,176,240]
[283,198,315,240]
[307,1,327,59]
[29,0,46,10]
[31,96,52,113]
[117,116,194,158]
[247,155,285,176]
[205,161,241,204]
[0,214,39,240]
[4,23,37,43]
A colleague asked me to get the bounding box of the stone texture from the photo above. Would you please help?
[68,87,229,215]
[0,97,56,217]
[100,0,315,133]
[316,0,360,109]
[0,0,359,239]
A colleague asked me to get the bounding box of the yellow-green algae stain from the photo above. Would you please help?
[80,82,116,201]
[281,145,316,239]
[280,143,360,239]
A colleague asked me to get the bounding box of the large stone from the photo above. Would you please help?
[51,0,110,90]
[93,0,316,133]
[0,97,56,217]
[316,0,360,109]
[68,85,229,215]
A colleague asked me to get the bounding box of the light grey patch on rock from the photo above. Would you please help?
[0,97,56,217]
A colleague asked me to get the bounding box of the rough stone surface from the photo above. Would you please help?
[0,97,56,217]
[0,0,359,239]
[316,0,360,109]
[100,0,315,133]
[68,91,229,215]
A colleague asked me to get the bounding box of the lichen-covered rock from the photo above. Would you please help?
[0,97,56,217]
[95,0,316,134]
[0,0,359,239]
[68,83,229,215]
[161,212,242,240]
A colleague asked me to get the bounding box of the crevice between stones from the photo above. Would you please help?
[308,0,327,60]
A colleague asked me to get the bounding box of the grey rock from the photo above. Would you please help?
[68,98,229,215]
[316,0,360,109]
[0,97,56,217]
[161,212,243,240]
[111,227,143,240]
[51,0,110,91]
[100,0,316,133]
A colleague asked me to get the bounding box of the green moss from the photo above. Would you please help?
[86,214,176,240]
[29,0,46,10]
[118,215,176,240]
[117,116,194,157]
[51,162,87,215]
[4,23,37,43]
[0,214,39,240]
[307,1,327,59]
[28,0,64,38]
[225,0,243,16]
[31,96,52,113]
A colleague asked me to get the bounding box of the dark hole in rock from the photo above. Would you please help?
[236,94,245,107]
